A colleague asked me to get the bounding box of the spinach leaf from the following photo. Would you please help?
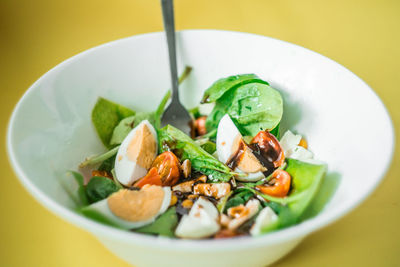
[92,98,135,148]
[109,112,155,146]
[135,207,178,237]
[223,190,254,212]
[201,74,268,103]
[270,123,280,139]
[86,176,119,203]
[158,125,234,182]
[255,159,326,234]
[206,82,283,137]
[98,155,116,173]
[63,171,89,207]
[200,141,216,154]
[285,158,327,218]
[189,106,201,119]
[79,208,122,228]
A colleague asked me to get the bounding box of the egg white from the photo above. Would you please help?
[216,114,265,182]
[250,206,278,236]
[115,120,158,186]
[175,197,220,238]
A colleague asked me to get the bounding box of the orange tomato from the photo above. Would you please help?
[134,167,162,188]
[151,151,181,186]
[256,169,291,198]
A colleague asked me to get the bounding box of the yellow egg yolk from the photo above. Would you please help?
[107,185,165,222]
[230,135,266,173]
[126,123,156,169]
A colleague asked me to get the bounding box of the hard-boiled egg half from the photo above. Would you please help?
[82,185,171,229]
[216,114,266,182]
[115,120,158,186]
[175,197,220,239]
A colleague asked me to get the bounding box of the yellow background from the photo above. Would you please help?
[1,0,399,266]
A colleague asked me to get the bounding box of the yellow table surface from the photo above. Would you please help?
[1,0,399,266]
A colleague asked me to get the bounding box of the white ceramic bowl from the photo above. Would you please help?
[7,30,394,267]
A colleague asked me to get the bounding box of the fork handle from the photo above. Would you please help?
[161,0,179,101]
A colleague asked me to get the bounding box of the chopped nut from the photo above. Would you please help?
[172,175,207,193]
[172,180,195,193]
[181,159,192,178]
[182,199,193,209]
[197,175,207,183]
[193,183,231,199]
[170,194,178,206]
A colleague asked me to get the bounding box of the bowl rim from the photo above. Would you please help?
[6,29,395,251]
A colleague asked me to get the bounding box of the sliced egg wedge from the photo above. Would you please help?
[250,206,278,236]
[216,114,265,182]
[115,120,158,186]
[83,185,171,229]
[175,197,220,239]
[280,130,321,163]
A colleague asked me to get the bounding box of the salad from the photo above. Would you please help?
[67,67,327,239]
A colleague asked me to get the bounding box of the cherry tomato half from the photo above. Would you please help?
[151,151,181,186]
[256,169,291,198]
[134,167,162,188]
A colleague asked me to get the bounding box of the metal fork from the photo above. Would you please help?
[160,0,192,135]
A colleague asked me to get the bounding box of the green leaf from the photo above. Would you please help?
[254,158,327,234]
[109,116,135,146]
[270,123,280,139]
[200,141,216,154]
[86,176,119,203]
[63,171,89,207]
[109,112,156,146]
[92,97,135,148]
[201,74,268,103]
[154,90,171,129]
[98,155,116,173]
[223,190,254,212]
[79,145,119,168]
[285,158,327,218]
[189,106,201,119]
[158,125,233,182]
[79,207,122,228]
[217,191,233,213]
[206,82,283,137]
[135,207,178,237]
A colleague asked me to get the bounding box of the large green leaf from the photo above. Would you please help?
[253,159,327,234]
[201,74,268,103]
[92,98,135,148]
[205,82,283,137]
[285,159,327,218]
